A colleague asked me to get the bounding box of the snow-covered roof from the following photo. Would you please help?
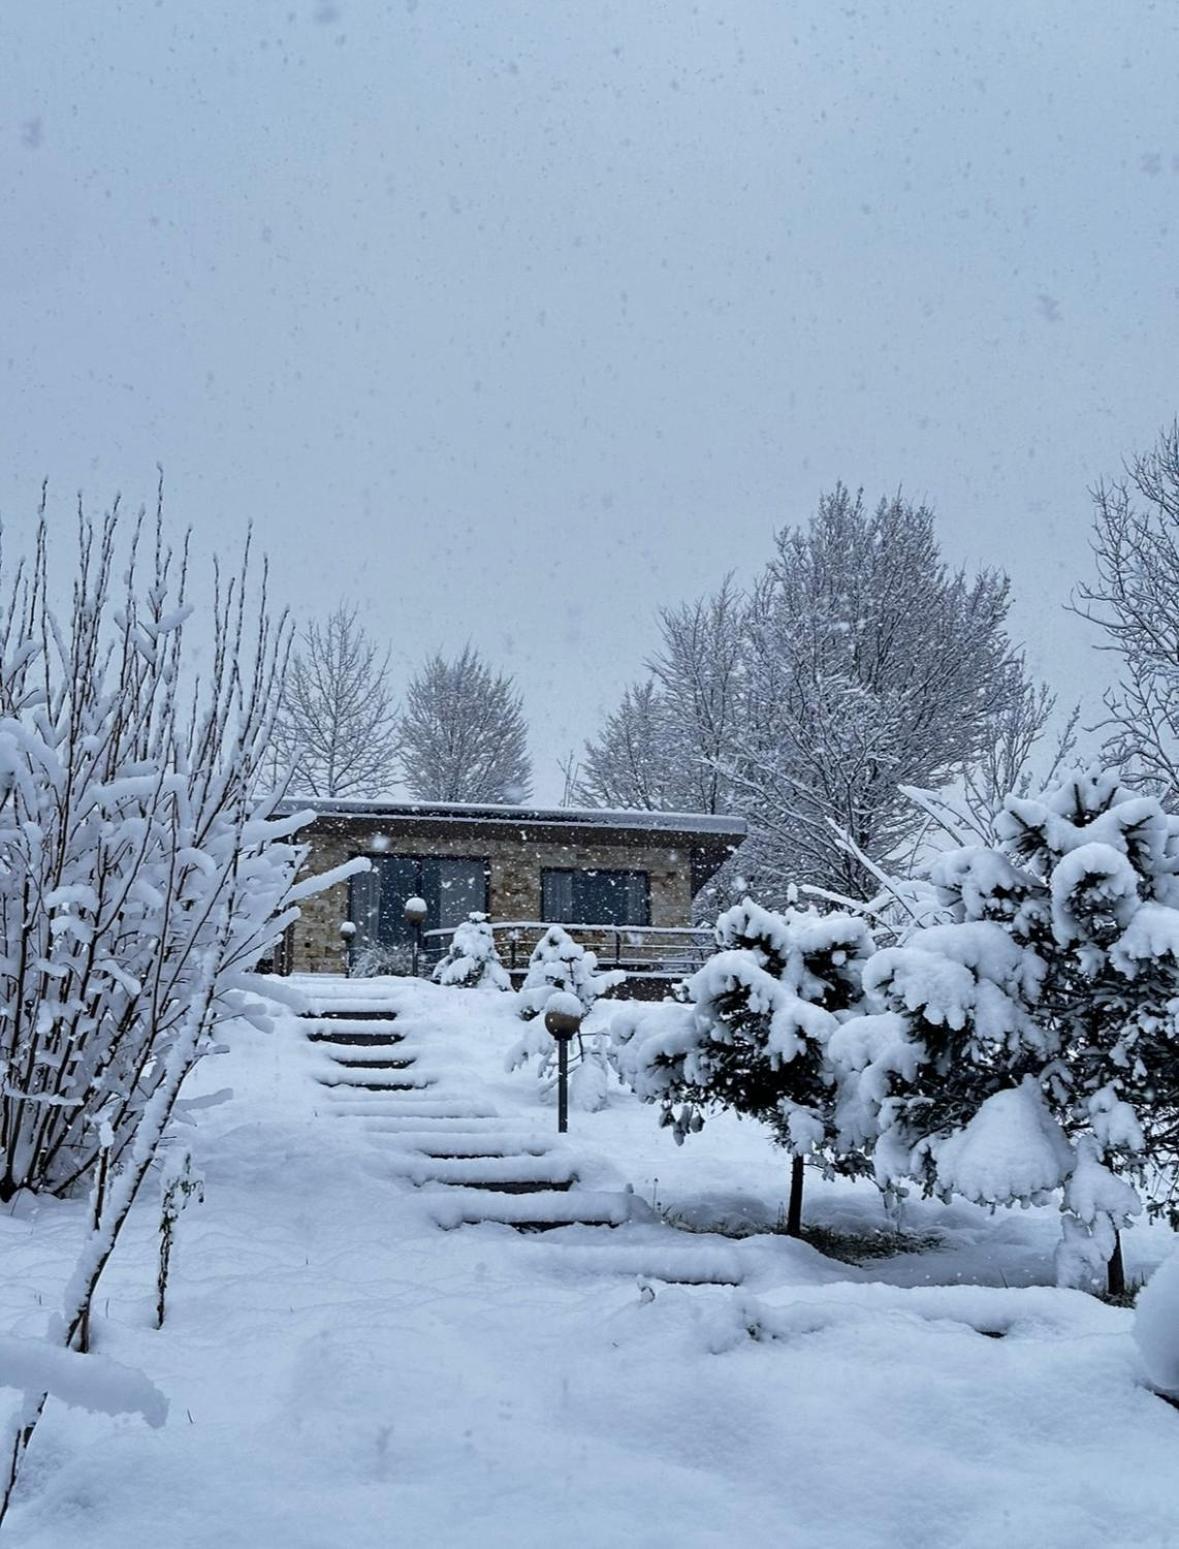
[280,796,746,842]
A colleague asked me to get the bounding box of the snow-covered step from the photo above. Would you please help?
[316,1070,438,1090]
[300,1009,400,1022]
[520,1233,745,1286]
[379,1130,558,1158]
[306,1027,405,1046]
[396,1154,577,1189]
[356,1115,510,1134]
[426,1188,636,1231]
[327,1098,500,1121]
[320,1052,415,1070]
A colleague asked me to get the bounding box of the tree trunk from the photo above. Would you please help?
[1107,1230,1126,1299]
[785,1155,805,1238]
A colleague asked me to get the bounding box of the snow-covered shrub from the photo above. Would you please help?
[517,925,625,1020]
[506,931,622,1108]
[0,498,359,1523]
[431,913,511,990]
[834,767,1179,1294]
[612,897,875,1231]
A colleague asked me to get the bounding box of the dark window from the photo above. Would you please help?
[349,855,489,951]
[540,867,650,927]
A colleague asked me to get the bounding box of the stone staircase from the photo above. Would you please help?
[299,989,643,1233]
[293,981,749,1286]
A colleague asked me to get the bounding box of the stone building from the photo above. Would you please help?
[279,798,746,977]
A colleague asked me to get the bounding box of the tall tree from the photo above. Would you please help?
[580,486,1047,903]
[1074,420,1179,806]
[271,605,400,798]
[576,579,746,814]
[399,644,531,803]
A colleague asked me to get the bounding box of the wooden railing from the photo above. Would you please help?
[421,920,714,978]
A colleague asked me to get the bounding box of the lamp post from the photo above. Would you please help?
[338,919,356,974]
[403,895,428,978]
[544,995,583,1135]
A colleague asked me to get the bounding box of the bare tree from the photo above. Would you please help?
[577,580,747,814]
[399,645,531,803]
[1073,420,1179,805]
[0,490,360,1523]
[270,605,400,798]
[961,665,1079,831]
[580,486,1044,904]
[576,681,693,811]
[728,487,1024,898]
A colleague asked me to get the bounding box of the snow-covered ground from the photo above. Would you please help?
[2,977,1178,1547]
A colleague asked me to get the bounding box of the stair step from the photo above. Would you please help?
[307,1030,406,1046]
[319,1078,433,1092]
[378,1130,555,1157]
[428,1178,573,1195]
[426,1189,633,1231]
[300,1009,398,1022]
[324,1055,415,1070]
[406,1156,575,1188]
[330,1100,499,1120]
[357,1115,509,1132]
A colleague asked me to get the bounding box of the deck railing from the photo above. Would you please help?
[421,920,715,978]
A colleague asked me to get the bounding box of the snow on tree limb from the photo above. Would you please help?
[0,1334,166,1427]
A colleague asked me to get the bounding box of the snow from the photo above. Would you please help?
[932,1079,1074,1206]
[0,1335,166,1427]
[0,975,1177,1546]
[281,795,747,837]
[1135,1250,1179,1394]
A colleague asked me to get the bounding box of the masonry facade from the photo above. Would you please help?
[280,800,746,975]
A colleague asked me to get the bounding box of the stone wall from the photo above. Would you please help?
[286,816,700,974]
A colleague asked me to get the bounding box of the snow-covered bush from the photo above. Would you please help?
[612,897,875,1232]
[431,913,511,990]
[834,767,1179,1294]
[506,930,622,1109]
[0,498,358,1523]
[517,925,625,1020]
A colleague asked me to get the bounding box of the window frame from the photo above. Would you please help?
[539,866,651,927]
[348,853,491,946]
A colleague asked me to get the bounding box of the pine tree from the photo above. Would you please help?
[431,913,512,990]
[834,767,1179,1295]
[613,898,875,1234]
[506,926,625,1106]
[517,925,625,1020]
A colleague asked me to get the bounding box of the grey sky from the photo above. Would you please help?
[4,1,1178,799]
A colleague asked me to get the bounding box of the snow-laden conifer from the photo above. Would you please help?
[612,897,875,1233]
[431,913,511,990]
[834,766,1179,1295]
[505,926,624,1106]
[516,925,625,1021]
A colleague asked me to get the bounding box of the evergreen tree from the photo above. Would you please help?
[613,898,875,1235]
[517,925,625,1020]
[506,927,623,1108]
[431,913,511,990]
[834,767,1179,1294]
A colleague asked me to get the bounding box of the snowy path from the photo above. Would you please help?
[1,979,1178,1546]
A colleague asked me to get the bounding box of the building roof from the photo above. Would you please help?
[282,796,746,845]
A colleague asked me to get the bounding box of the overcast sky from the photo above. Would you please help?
[4,2,1178,800]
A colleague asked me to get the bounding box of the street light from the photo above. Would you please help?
[403,895,428,978]
[544,993,583,1135]
[338,919,356,974]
